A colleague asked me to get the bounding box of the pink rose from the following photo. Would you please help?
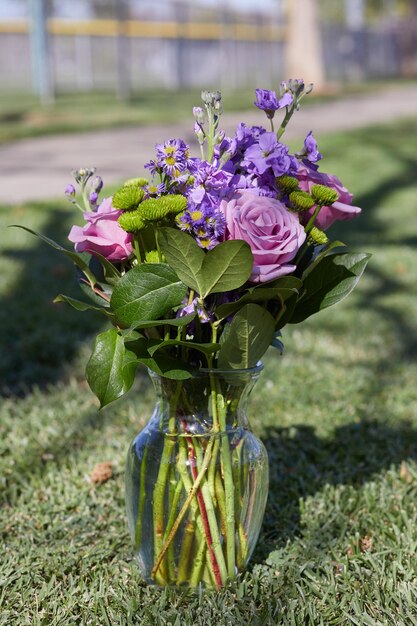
[220,190,306,283]
[296,163,361,230]
[68,197,133,262]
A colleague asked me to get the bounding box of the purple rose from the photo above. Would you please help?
[68,197,133,262]
[220,190,306,283]
[296,164,362,230]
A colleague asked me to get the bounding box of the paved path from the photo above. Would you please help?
[1,84,417,204]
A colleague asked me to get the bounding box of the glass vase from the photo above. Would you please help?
[125,364,269,589]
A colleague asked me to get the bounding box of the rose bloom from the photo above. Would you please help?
[220,190,306,283]
[68,197,133,262]
[296,163,361,230]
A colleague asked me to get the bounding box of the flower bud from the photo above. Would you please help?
[193,106,205,124]
[214,130,225,145]
[72,167,95,185]
[201,90,222,112]
[65,184,76,197]
[91,176,103,193]
[89,191,99,207]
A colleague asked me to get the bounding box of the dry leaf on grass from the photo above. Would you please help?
[90,461,113,485]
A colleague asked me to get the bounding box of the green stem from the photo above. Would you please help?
[189,536,207,587]
[176,441,217,588]
[151,436,220,581]
[177,517,195,584]
[151,382,182,584]
[134,443,149,549]
[217,393,236,579]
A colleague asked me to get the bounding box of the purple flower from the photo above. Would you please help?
[89,191,99,209]
[188,160,231,208]
[254,89,293,118]
[65,184,76,197]
[155,139,187,177]
[144,182,166,197]
[242,132,298,178]
[297,131,322,165]
[68,197,133,262]
[177,296,212,323]
[176,201,226,250]
[91,176,103,193]
[220,190,306,283]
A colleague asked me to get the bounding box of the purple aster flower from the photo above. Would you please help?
[144,159,160,176]
[155,139,187,177]
[144,182,166,197]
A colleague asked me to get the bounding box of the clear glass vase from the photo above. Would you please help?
[125,364,269,589]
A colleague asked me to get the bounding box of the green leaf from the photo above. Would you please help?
[89,251,121,284]
[158,227,253,298]
[291,252,371,323]
[10,225,98,287]
[53,294,113,318]
[86,329,137,407]
[121,312,195,339]
[217,303,276,369]
[110,263,187,326]
[125,335,193,379]
[302,241,346,279]
[148,339,220,358]
[215,286,299,320]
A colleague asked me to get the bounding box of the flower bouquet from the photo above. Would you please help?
[17,80,370,589]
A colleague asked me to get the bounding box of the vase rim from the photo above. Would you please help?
[148,361,263,380]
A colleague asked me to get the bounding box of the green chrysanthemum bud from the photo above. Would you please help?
[309,226,329,245]
[139,195,187,221]
[113,185,144,211]
[276,175,299,194]
[311,184,339,206]
[289,190,315,211]
[118,211,146,233]
[145,250,162,263]
[124,177,148,188]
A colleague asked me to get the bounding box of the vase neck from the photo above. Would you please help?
[149,367,262,434]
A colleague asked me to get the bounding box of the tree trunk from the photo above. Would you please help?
[285,0,326,90]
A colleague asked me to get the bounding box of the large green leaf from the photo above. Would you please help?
[86,329,137,407]
[11,225,97,287]
[158,227,253,298]
[217,303,276,369]
[110,263,187,326]
[291,252,371,323]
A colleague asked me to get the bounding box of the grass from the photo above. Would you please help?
[1,116,417,624]
[0,78,413,145]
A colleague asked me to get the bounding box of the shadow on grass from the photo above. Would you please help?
[255,122,417,558]
[0,206,103,396]
[255,417,417,561]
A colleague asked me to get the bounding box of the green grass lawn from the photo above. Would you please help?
[1,117,417,625]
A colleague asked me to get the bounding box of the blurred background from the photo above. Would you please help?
[0,0,416,103]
